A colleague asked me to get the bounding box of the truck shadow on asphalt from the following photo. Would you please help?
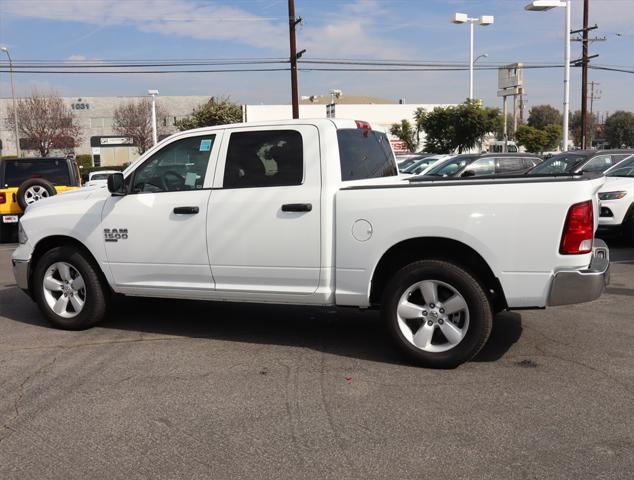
[1,287,523,366]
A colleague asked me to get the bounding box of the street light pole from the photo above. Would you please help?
[451,13,494,101]
[1,47,21,158]
[148,89,159,146]
[525,0,570,151]
[563,0,571,151]
[469,21,474,100]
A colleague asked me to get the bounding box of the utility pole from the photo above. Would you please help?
[571,0,606,149]
[589,81,600,116]
[580,0,589,149]
[288,0,300,119]
[589,81,600,146]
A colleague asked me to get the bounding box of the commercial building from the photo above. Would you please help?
[0,94,454,163]
[0,95,210,164]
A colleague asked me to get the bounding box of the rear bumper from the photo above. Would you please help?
[547,239,610,306]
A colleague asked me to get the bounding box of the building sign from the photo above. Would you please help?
[497,63,524,98]
[390,139,410,154]
[71,98,90,110]
[100,137,133,146]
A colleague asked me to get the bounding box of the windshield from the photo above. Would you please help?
[528,153,586,174]
[402,158,438,174]
[398,156,426,170]
[425,156,477,177]
[606,155,634,177]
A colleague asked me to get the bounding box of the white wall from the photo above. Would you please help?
[245,103,453,130]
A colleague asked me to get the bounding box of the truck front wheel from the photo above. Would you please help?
[381,260,493,368]
[32,246,109,330]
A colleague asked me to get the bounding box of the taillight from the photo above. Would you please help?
[355,120,371,130]
[0,192,5,204]
[560,200,593,255]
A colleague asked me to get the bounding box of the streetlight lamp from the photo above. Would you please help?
[472,54,488,99]
[1,46,21,158]
[525,0,570,151]
[148,89,159,146]
[451,13,494,100]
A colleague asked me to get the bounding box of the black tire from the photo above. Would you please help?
[32,246,109,330]
[0,224,8,243]
[381,259,493,369]
[17,178,57,210]
[621,207,634,244]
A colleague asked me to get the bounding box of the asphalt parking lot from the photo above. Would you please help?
[1,238,633,480]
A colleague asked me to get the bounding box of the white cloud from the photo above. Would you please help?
[298,0,413,58]
[4,0,287,51]
[3,0,412,58]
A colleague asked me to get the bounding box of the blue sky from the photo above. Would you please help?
[1,0,633,115]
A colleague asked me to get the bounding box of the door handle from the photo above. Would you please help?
[281,203,312,212]
[173,206,199,214]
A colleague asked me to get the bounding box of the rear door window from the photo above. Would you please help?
[495,157,524,173]
[3,159,70,187]
[223,130,303,189]
[464,158,495,176]
[337,129,397,181]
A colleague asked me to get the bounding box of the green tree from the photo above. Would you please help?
[527,105,563,130]
[515,124,562,153]
[390,119,418,152]
[604,111,634,148]
[495,113,519,141]
[175,97,242,131]
[418,100,501,153]
[569,110,597,147]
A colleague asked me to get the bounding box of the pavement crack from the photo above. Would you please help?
[1,335,184,353]
[533,344,633,392]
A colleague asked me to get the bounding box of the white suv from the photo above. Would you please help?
[598,154,634,241]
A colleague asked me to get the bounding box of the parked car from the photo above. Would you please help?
[418,153,542,178]
[1,157,81,242]
[598,154,634,241]
[527,149,634,175]
[83,170,119,188]
[397,153,433,170]
[12,119,609,368]
[400,154,451,176]
[488,141,519,153]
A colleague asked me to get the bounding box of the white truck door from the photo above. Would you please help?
[101,132,221,293]
[207,125,321,294]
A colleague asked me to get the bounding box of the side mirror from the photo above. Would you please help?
[461,170,476,177]
[107,172,126,196]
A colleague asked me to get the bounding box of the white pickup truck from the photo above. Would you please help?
[12,119,610,368]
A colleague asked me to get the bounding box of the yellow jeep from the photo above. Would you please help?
[0,157,81,242]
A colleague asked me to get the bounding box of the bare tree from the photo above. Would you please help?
[6,88,82,157]
[112,98,170,154]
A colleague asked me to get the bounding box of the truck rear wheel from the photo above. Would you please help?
[381,259,493,368]
[32,246,109,330]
